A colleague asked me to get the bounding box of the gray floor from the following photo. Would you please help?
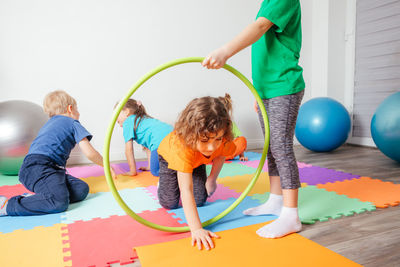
[113,144,400,267]
[294,144,400,267]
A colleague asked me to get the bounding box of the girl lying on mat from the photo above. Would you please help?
[157,95,236,250]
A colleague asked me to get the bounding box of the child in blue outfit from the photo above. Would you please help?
[0,90,116,216]
[116,99,172,177]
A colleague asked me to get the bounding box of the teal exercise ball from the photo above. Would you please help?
[371,92,400,163]
[295,97,351,152]
[0,100,48,175]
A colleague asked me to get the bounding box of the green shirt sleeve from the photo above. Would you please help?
[232,122,243,138]
[257,0,299,33]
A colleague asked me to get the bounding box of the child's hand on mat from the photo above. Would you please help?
[138,166,150,171]
[122,171,137,177]
[239,156,249,161]
[191,228,219,250]
[202,47,230,69]
[205,179,217,197]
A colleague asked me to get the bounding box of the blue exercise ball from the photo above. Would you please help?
[295,97,351,152]
[0,100,48,175]
[371,92,400,163]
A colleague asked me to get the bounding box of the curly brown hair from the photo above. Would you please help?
[218,93,233,116]
[174,96,233,149]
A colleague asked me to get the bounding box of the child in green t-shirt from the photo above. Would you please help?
[218,94,248,161]
[203,0,305,239]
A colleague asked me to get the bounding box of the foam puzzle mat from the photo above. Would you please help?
[317,176,400,208]
[135,222,362,267]
[0,151,393,266]
[251,186,376,224]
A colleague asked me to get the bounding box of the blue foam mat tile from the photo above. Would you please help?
[228,151,262,162]
[0,212,62,233]
[61,187,161,224]
[167,197,276,232]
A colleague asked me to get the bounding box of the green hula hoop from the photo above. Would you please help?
[103,57,270,232]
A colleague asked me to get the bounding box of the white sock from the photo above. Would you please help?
[243,193,283,216]
[256,206,302,238]
[0,196,8,216]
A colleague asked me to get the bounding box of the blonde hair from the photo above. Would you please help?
[43,90,77,117]
[174,95,233,149]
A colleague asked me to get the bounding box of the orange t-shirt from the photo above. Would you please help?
[158,131,236,173]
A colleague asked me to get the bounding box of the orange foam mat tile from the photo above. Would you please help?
[130,171,159,187]
[317,176,400,208]
[135,222,361,267]
[0,223,70,267]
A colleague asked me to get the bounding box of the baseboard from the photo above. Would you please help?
[67,138,267,165]
[347,136,376,148]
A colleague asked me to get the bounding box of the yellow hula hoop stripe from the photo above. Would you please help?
[103,57,270,232]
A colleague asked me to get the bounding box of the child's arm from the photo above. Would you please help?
[177,171,219,250]
[202,17,273,69]
[124,140,138,176]
[205,155,225,197]
[138,147,151,171]
[79,138,117,180]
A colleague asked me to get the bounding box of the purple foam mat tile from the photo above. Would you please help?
[114,161,149,174]
[66,161,149,178]
[238,160,313,173]
[299,165,360,185]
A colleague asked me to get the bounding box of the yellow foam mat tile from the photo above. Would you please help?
[82,173,146,193]
[0,223,70,267]
[135,222,361,267]
[218,173,306,195]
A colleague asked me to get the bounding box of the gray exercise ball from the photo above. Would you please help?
[0,100,48,175]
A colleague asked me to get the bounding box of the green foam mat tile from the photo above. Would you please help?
[251,186,376,224]
[206,163,260,178]
[0,174,20,186]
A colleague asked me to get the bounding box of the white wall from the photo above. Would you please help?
[0,0,359,165]
[0,0,263,164]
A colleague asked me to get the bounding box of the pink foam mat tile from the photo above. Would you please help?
[63,210,190,267]
[0,184,32,199]
[66,161,148,178]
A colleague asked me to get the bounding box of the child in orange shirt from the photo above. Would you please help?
[218,94,248,161]
[157,96,236,251]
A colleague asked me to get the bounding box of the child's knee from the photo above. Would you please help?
[76,182,89,201]
[50,195,70,213]
[159,199,180,210]
[194,194,207,207]
[158,192,180,209]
